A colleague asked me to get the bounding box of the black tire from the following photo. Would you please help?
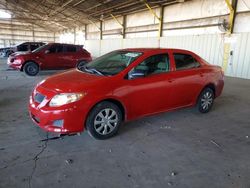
[23,62,39,76]
[6,51,12,57]
[77,61,87,69]
[197,87,215,113]
[86,101,122,140]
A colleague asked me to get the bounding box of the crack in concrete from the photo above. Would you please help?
[28,133,48,188]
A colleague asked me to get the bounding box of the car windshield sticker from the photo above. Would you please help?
[125,52,140,58]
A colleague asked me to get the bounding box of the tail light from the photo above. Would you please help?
[221,69,225,80]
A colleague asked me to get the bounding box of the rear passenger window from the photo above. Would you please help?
[65,45,77,52]
[174,53,200,71]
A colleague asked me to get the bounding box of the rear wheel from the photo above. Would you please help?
[23,62,39,76]
[197,87,214,113]
[86,102,122,140]
[77,61,87,69]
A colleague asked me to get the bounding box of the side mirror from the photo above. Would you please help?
[45,50,50,54]
[128,69,146,79]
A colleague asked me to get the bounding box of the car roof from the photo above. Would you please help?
[47,43,82,46]
[121,48,195,54]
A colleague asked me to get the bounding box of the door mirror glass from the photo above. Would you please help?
[128,69,146,79]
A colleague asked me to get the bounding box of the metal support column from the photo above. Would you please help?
[110,13,126,38]
[100,20,103,40]
[143,0,163,39]
[225,0,238,34]
[122,15,126,39]
[85,24,87,41]
[74,27,76,44]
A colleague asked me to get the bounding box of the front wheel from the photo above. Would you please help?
[23,62,39,76]
[197,87,214,113]
[86,102,122,140]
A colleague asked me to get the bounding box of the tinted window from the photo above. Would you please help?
[174,53,200,70]
[18,44,28,51]
[49,45,63,53]
[32,44,48,53]
[133,54,170,75]
[30,44,40,51]
[65,45,77,52]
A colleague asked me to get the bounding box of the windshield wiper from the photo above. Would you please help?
[89,68,104,76]
[81,66,104,76]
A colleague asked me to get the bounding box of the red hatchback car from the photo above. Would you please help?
[8,43,92,76]
[29,48,224,139]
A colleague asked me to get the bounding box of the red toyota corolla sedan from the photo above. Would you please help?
[29,48,224,139]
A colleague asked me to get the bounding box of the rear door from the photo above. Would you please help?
[168,51,205,108]
[62,45,78,68]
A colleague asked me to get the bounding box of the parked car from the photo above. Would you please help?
[1,42,45,57]
[8,43,92,76]
[29,48,224,139]
[0,47,9,57]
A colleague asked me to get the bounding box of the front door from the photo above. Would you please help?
[125,53,174,119]
[42,44,64,69]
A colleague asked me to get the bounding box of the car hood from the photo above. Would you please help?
[11,51,32,57]
[38,69,108,93]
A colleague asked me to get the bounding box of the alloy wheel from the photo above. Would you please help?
[94,108,118,135]
[201,91,213,110]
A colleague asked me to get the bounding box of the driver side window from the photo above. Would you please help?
[48,45,63,53]
[131,54,170,78]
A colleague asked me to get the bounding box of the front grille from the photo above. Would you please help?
[34,93,45,103]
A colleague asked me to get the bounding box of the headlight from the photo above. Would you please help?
[13,59,22,64]
[49,93,84,107]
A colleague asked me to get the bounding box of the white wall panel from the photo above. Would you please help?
[100,39,123,55]
[84,40,101,58]
[229,33,250,79]
[123,37,159,48]
[126,8,160,27]
[164,0,229,22]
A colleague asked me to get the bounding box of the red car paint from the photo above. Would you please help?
[7,43,92,71]
[29,48,224,134]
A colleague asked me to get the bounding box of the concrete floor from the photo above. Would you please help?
[0,58,250,188]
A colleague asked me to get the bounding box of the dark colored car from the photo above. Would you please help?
[0,47,10,57]
[29,48,224,140]
[8,43,92,76]
[1,42,45,57]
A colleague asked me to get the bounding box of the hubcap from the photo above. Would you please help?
[94,108,118,135]
[77,62,85,69]
[28,65,36,74]
[201,91,213,110]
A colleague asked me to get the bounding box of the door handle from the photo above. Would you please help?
[168,79,174,83]
[200,73,204,77]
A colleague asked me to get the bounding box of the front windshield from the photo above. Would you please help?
[80,51,142,76]
[32,44,48,53]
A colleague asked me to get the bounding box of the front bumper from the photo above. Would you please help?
[29,87,88,134]
[7,58,22,70]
